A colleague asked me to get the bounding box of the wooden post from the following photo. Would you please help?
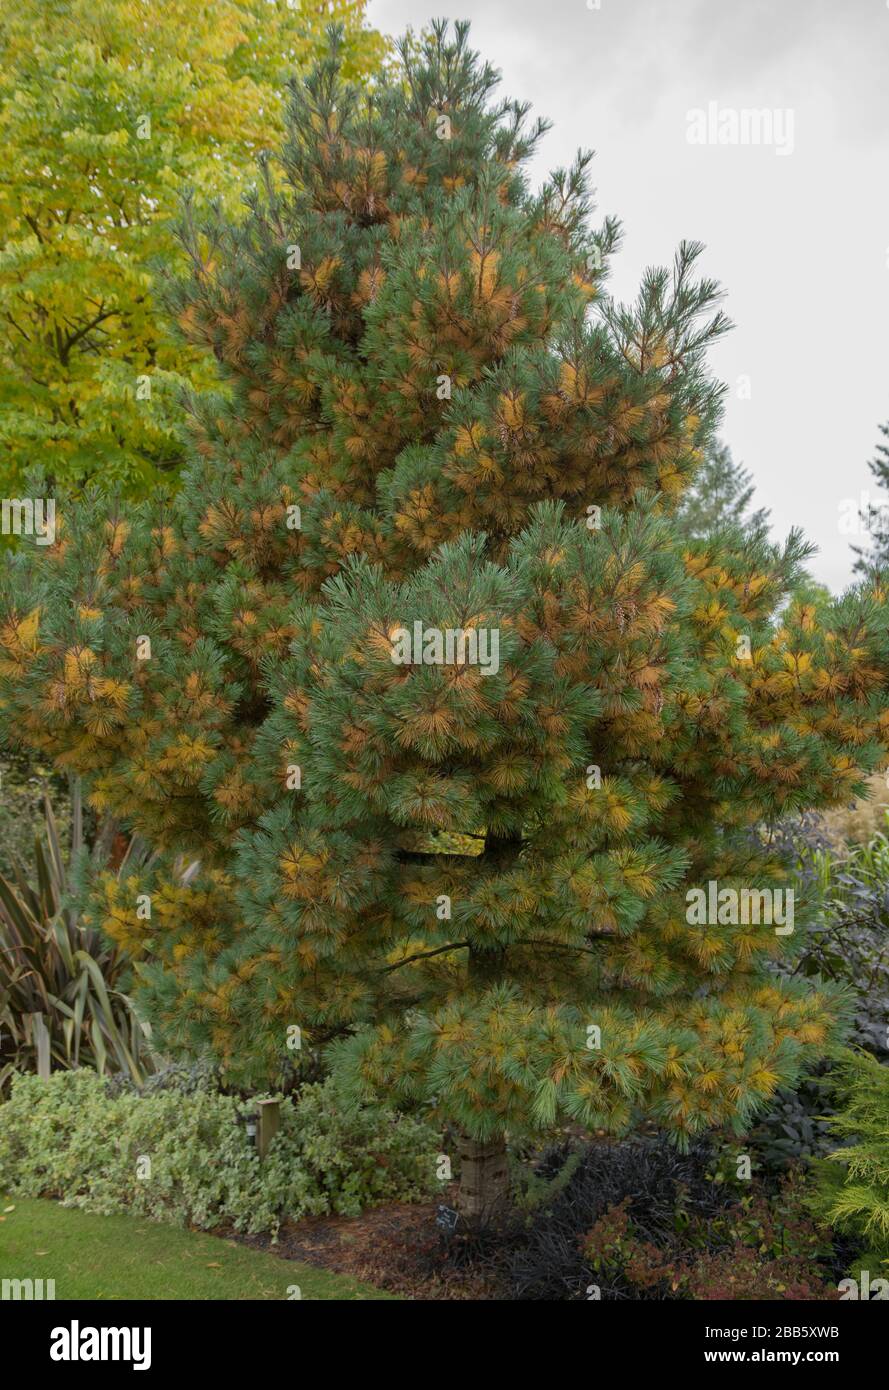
[256,1099,280,1160]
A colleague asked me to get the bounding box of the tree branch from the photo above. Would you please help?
[379,942,470,974]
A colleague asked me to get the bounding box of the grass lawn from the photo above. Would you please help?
[0,1197,396,1300]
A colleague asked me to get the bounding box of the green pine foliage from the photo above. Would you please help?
[2,24,889,1187]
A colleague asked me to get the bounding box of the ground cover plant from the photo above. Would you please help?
[0,1068,440,1236]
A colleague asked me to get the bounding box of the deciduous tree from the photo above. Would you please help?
[0,0,386,496]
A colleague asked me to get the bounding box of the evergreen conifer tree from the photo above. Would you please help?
[3,24,889,1213]
[853,421,889,577]
[675,439,769,539]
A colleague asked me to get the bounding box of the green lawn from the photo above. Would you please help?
[0,1198,396,1300]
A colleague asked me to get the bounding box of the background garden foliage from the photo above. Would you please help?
[0,796,155,1097]
[0,0,386,497]
[811,1049,889,1275]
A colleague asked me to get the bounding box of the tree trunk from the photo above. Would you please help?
[457,1134,510,1220]
[454,831,518,1219]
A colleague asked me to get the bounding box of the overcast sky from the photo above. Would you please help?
[368,0,889,591]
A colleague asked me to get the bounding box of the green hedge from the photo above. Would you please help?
[0,1070,441,1237]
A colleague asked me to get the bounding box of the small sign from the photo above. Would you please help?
[436,1204,459,1233]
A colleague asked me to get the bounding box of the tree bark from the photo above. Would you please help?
[454,830,519,1218]
[457,1134,510,1220]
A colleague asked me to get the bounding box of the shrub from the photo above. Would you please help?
[475,1136,839,1300]
[0,798,157,1095]
[582,1181,834,1301]
[795,835,889,1060]
[0,1070,442,1237]
[744,821,889,1178]
[106,1057,219,1098]
[503,1136,734,1300]
[0,747,70,875]
[811,1049,889,1277]
[744,1070,837,1176]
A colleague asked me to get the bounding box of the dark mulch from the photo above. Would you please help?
[233,1191,499,1299]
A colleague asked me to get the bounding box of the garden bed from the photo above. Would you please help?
[235,1197,494,1300]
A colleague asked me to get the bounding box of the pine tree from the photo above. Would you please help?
[853,421,889,577]
[3,23,889,1214]
[675,439,769,539]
